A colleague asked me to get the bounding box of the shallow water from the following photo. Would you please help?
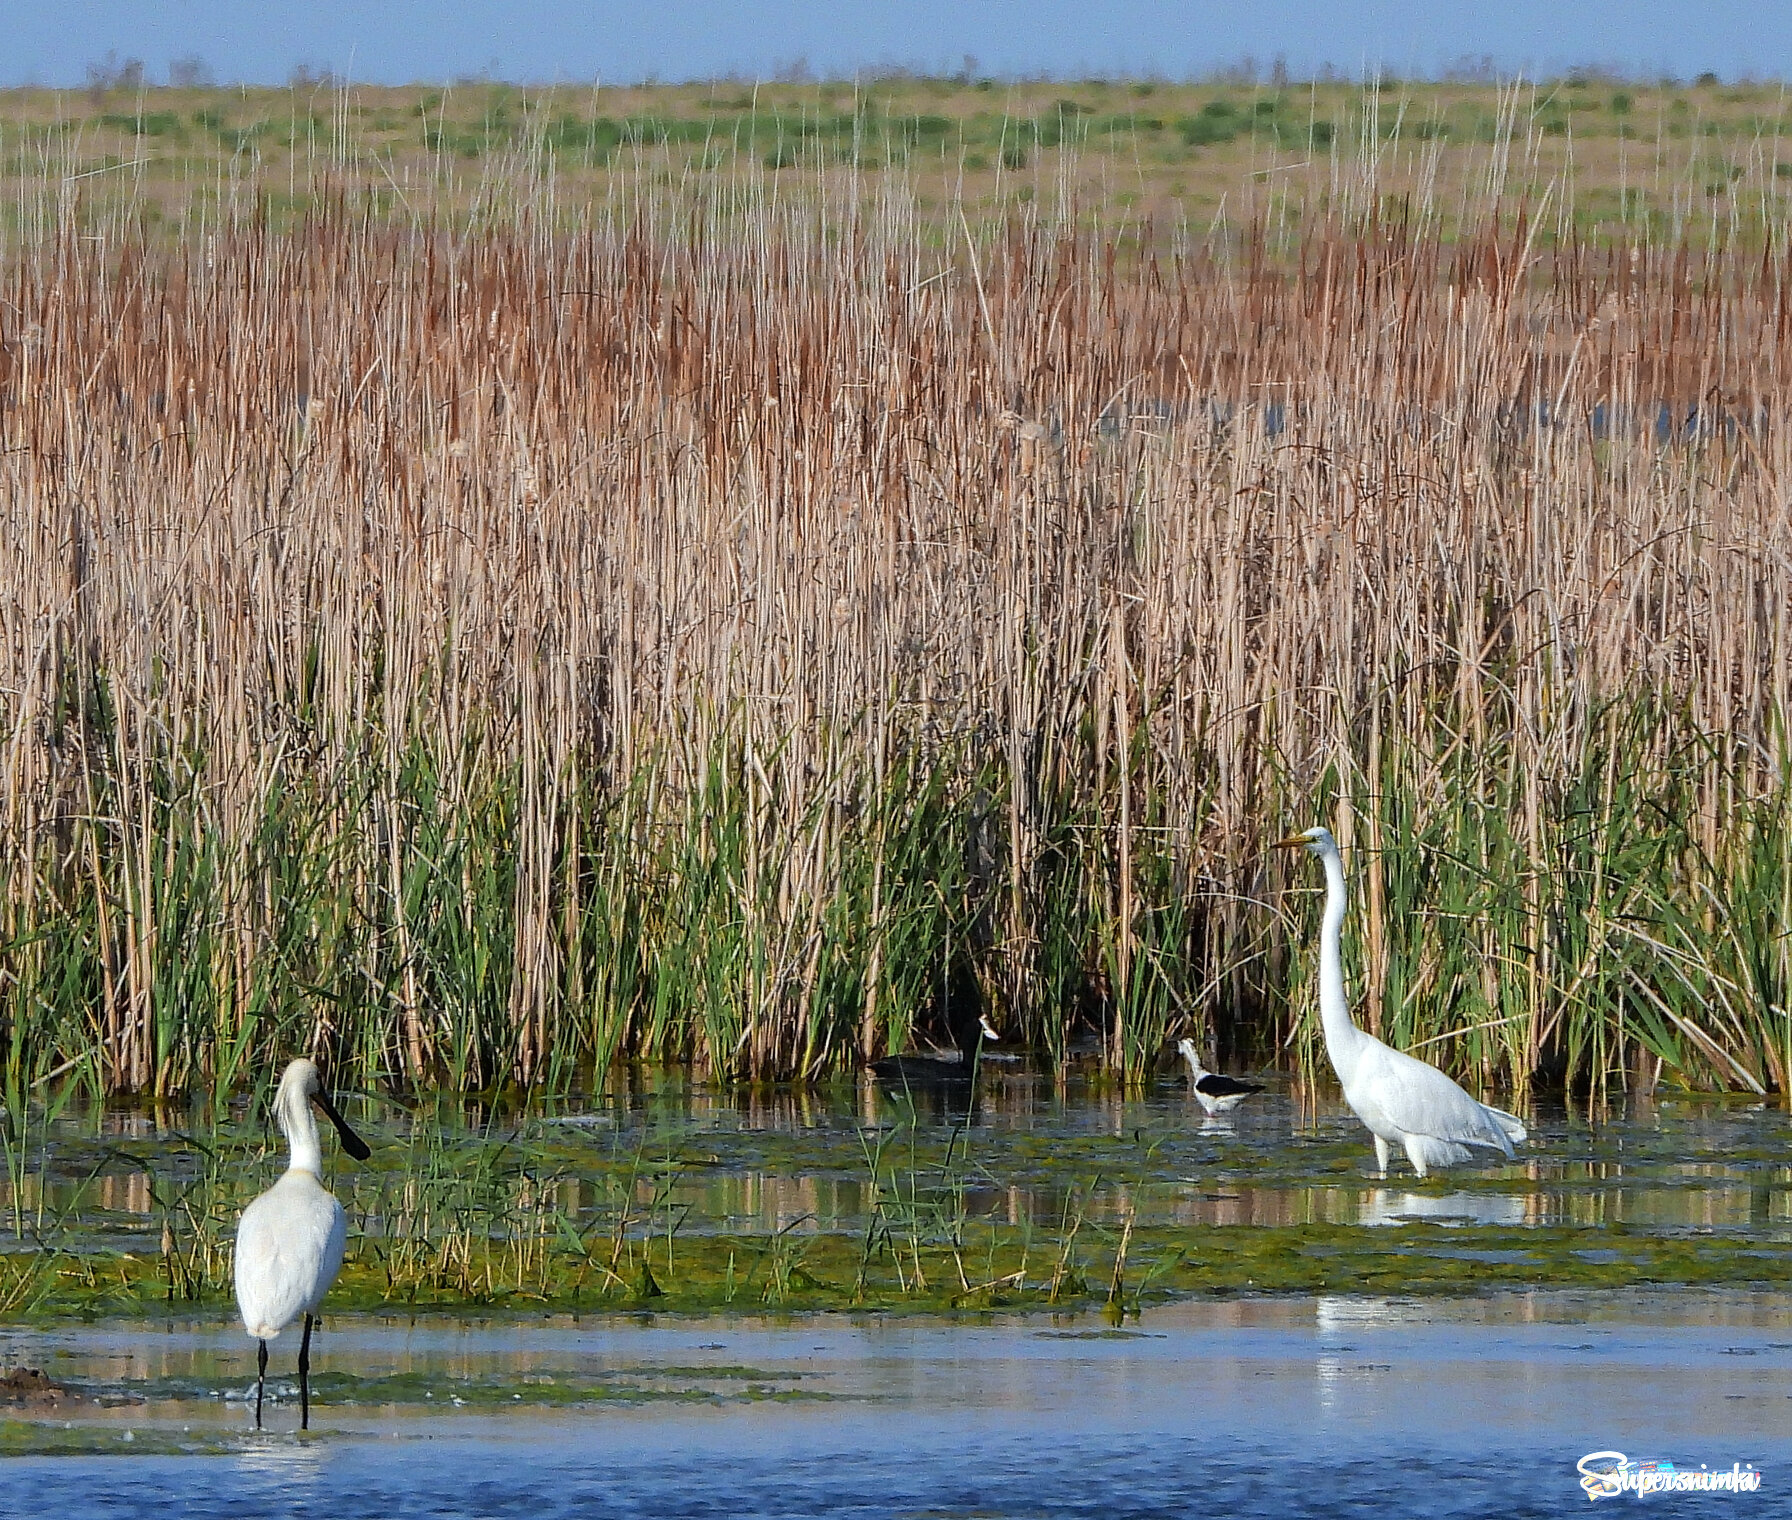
[3,1290,1788,1517]
[6,1078,1791,1512]
[8,1073,1789,1256]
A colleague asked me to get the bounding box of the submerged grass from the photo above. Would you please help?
[3,1087,1791,1323]
[11,1209,1792,1322]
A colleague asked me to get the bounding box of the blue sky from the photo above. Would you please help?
[7,2,1787,88]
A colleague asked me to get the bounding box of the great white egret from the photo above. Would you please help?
[1174,1039,1264,1115]
[234,1057,370,1429]
[1275,826,1526,1178]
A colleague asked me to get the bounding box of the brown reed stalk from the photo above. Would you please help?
[0,137,1790,1095]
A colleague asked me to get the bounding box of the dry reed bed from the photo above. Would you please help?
[2,180,1790,1098]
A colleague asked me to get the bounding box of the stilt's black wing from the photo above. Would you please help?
[1195,1074,1263,1098]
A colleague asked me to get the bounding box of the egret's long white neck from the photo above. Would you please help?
[276,1077,323,1176]
[1316,844,1367,1077]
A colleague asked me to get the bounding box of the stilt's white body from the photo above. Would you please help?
[235,1061,348,1339]
[1289,828,1527,1178]
[1174,1039,1263,1115]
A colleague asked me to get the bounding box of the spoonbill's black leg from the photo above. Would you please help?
[256,1338,268,1429]
[299,1314,314,1430]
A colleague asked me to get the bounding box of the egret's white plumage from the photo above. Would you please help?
[234,1057,369,1429]
[1174,1039,1264,1115]
[1277,827,1527,1179]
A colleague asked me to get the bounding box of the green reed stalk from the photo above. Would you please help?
[3,127,1792,1104]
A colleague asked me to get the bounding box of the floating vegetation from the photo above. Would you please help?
[1,1084,1789,1323]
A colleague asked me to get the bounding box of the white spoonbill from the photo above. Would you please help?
[235,1057,370,1429]
[1174,1039,1264,1115]
[1275,827,1526,1178]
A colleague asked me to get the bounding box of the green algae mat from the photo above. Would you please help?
[2,1074,1787,1320]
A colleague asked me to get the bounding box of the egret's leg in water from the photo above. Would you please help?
[1404,1136,1431,1181]
[299,1314,313,1430]
[1373,1135,1392,1179]
[255,1339,267,1430]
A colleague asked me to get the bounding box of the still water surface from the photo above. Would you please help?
[8,1073,1792,1253]
[5,1291,1791,1517]
[6,1076,1792,1516]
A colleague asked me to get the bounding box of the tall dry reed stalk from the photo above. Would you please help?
[2,138,1791,1100]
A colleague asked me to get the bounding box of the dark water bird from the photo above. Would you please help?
[870,1011,1003,1084]
[1175,1039,1264,1115]
[234,1058,371,1430]
[1276,826,1526,1178]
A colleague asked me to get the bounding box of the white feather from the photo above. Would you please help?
[235,1169,348,1339]
[1175,1038,1262,1115]
[1284,827,1528,1179]
[234,1058,352,1340]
